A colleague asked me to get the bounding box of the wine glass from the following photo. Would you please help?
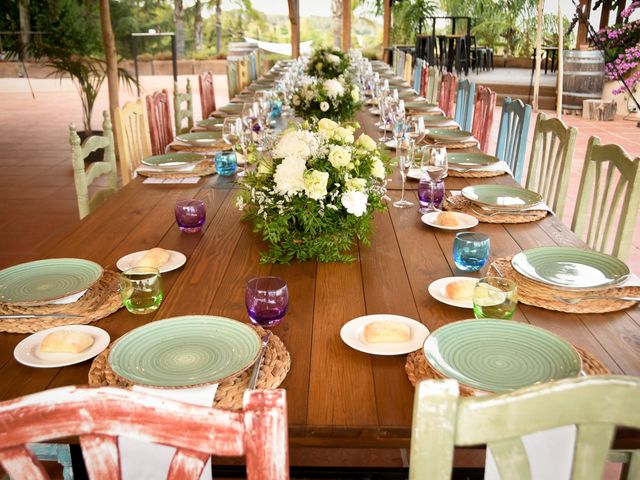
[390,107,406,166]
[245,276,289,328]
[420,146,448,213]
[222,116,240,145]
[393,151,414,209]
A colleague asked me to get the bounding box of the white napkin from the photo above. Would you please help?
[119,383,218,480]
[485,425,576,480]
[46,289,87,305]
[136,163,199,175]
[450,161,513,177]
[143,177,201,184]
[619,272,640,287]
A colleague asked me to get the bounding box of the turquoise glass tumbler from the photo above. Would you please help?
[215,151,237,176]
[453,232,490,272]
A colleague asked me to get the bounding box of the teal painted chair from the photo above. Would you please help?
[525,113,577,218]
[413,58,425,94]
[454,78,475,132]
[571,136,640,262]
[495,97,532,182]
[226,60,239,100]
[409,376,640,480]
[2,443,74,480]
[248,51,257,82]
[173,78,193,135]
[69,111,118,220]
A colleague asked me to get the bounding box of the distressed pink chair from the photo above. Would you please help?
[438,72,457,118]
[471,85,497,153]
[146,89,174,156]
[199,71,217,120]
[0,386,289,480]
[420,64,429,97]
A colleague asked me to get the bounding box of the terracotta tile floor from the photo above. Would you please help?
[0,74,638,273]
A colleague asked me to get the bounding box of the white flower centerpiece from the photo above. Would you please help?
[305,47,351,79]
[292,75,362,123]
[237,119,390,263]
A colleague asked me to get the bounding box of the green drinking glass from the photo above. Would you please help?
[120,267,163,314]
[473,276,518,320]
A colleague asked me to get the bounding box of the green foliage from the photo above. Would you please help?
[292,77,362,123]
[305,48,350,78]
[391,0,437,45]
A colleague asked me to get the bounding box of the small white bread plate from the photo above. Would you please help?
[14,325,110,368]
[340,314,429,355]
[428,276,477,309]
[116,250,187,273]
[421,211,479,231]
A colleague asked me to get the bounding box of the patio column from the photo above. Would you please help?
[383,0,391,49]
[99,0,119,115]
[576,0,591,49]
[288,0,300,58]
[342,0,351,51]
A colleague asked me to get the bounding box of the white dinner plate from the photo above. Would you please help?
[116,250,187,273]
[340,314,429,355]
[14,325,110,368]
[428,277,477,309]
[407,168,424,180]
[421,211,479,230]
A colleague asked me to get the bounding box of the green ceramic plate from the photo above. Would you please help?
[0,258,103,305]
[461,185,542,210]
[426,129,475,143]
[108,316,261,388]
[423,319,582,393]
[511,247,630,289]
[142,152,204,167]
[196,118,224,130]
[219,103,244,113]
[176,132,222,147]
[405,101,440,110]
[248,84,272,91]
[447,152,498,168]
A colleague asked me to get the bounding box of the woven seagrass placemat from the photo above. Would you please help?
[88,325,290,410]
[405,346,610,397]
[0,270,122,334]
[444,194,547,224]
[448,168,507,178]
[137,160,217,179]
[424,137,479,150]
[488,257,640,314]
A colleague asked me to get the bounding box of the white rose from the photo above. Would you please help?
[273,157,306,196]
[317,118,339,134]
[345,177,367,192]
[320,101,330,112]
[341,190,368,217]
[292,95,300,106]
[356,134,377,152]
[326,53,341,64]
[303,169,329,200]
[328,145,351,168]
[371,158,386,179]
[351,87,360,102]
[334,126,355,144]
[323,78,345,99]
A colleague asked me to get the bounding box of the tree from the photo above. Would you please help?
[174,0,184,58]
[331,0,342,48]
[215,0,222,54]
[99,0,119,119]
[194,0,203,52]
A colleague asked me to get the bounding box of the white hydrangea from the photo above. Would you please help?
[303,169,329,200]
[272,130,319,162]
[273,157,306,196]
[341,190,368,217]
[323,78,344,99]
[325,53,341,64]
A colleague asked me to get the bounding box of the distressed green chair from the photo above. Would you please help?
[173,78,193,135]
[69,111,118,220]
[495,97,532,183]
[524,113,578,218]
[409,376,640,480]
[226,61,240,99]
[571,136,640,262]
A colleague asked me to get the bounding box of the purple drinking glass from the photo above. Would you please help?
[245,276,289,328]
[175,199,206,233]
[418,179,445,214]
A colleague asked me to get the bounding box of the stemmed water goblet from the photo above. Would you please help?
[390,107,406,166]
[393,150,414,209]
[420,146,448,213]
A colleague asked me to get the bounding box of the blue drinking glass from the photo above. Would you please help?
[215,151,237,176]
[453,232,490,272]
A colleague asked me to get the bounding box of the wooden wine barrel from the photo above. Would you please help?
[562,50,605,112]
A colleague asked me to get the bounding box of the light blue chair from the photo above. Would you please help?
[454,79,475,132]
[2,443,74,480]
[413,59,425,93]
[495,97,532,182]
[248,52,257,81]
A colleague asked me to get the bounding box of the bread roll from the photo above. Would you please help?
[436,211,460,227]
[40,331,95,354]
[136,248,170,269]
[363,321,411,344]
[444,279,477,301]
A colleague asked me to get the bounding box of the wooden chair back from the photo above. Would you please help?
[425,66,441,104]
[113,99,152,186]
[198,71,217,119]
[227,61,240,99]
[69,111,118,219]
[409,376,640,480]
[525,113,577,217]
[174,79,194,135]
[454,78,475,132]
[238,59,250,90]
[146,89,174,156]
[0,386,289,480]
[248,51,258,81]
[420,63,429,97]
[571,136,640,261]
[404,53,413,84]
[438,72,457,118]
[495,96,532,182]
[413,59,425,93]
[471,85,496,153]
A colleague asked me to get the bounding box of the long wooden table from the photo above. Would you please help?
[1,109,639,455]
